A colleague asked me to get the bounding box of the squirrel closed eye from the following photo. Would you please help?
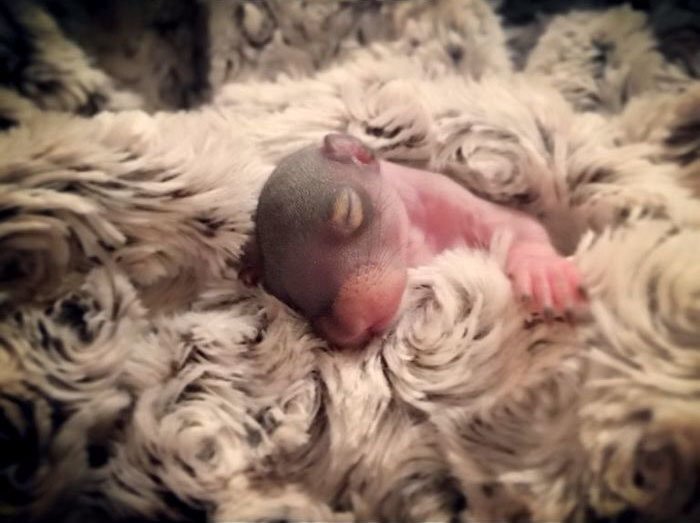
[327,186,364,236]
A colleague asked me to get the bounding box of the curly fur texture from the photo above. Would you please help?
[0,1,142,118]
[1,1,700,523]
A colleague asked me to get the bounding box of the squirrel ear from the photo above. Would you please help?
[322,133,375,165]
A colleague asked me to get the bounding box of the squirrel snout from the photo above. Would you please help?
[315,265,407,347]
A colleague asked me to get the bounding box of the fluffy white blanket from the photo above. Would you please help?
[1,1,699,522]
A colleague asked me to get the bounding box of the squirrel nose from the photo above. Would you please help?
[316,265,407,347]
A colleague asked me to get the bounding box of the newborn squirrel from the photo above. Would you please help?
[242,133,585,347]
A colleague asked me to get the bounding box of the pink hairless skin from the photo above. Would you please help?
[243,133,586,347]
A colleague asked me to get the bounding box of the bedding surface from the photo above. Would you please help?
[1,1,699,522]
